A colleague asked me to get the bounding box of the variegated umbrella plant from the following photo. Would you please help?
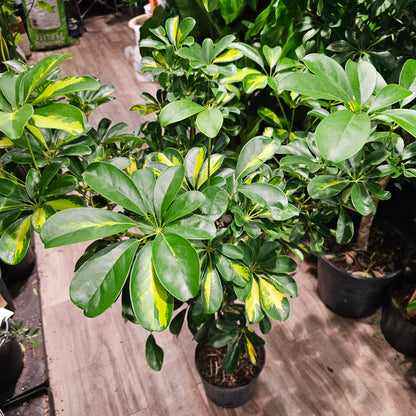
[40,133,301,371]
[0,54,111,264]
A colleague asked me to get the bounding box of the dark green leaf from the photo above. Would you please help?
[145,334,164,371]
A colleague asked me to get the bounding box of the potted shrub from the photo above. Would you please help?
[277,53,416,318]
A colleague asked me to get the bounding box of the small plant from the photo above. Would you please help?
[0,319,40,349]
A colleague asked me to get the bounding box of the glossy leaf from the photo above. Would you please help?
[152,233,200,301]
[260,255,297,274]
[221,338,240,373]
[154,165,185,218]
[159,100,204,126]
[70,239,139,317]
[196,154,224,189]
[84,162,146,215]
[31,205,56,233]
[0,178,29,201]
[369,84,411,112]
[184,147,205,188]
[399,59,416,106]
[375,109,416,137]
[130,242,173,331]
[0,215,31,265]
[307,175,349,199]
[40,208,138,248]
[235,136,280,180]
[32,76,100,104]
[243,74,268,94]
[215,254,251,286]
[145,334,164,371]
[351,183,375,216]
[169,309,187,335]
[0,104,33,140]
[200,186,229,220]
[200,263,223,313]
[217,243,243,259]
[245,278,264,323]
[336,208,354,244]
[196,108,223,138]
[44,175,78,197]
[259,277,289,321]
[164,214,216,239]
[316,111,371,162]
[345,60,377,105]
[164,191,205,223]
[32,104,84,136]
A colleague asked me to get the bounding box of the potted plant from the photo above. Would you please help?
[276,53,416,318]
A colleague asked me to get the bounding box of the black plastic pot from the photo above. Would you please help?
[381,291,416,356]
[195,344,265,408]
[1,243,35,298]
[317,222,406,319]
[0,319,24,400]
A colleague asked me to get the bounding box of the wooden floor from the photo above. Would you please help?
[29,13,416,416]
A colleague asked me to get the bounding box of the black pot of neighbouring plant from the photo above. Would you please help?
[317,220,407,319]
[195,342,265,408]
[0,318,24,401]
[381,273,416,356]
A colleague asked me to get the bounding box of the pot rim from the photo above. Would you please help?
[194,343,265,391]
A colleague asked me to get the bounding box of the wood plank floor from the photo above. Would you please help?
[29,13,416,416]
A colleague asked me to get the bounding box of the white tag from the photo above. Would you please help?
[0,307,14,325]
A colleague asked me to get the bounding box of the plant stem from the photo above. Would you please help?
[24,130,40,173]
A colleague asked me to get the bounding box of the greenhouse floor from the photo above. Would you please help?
[30,13,416,416]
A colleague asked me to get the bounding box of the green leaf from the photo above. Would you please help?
[369,84,412,112]
[336,208,354,244]
[351,183,375,216]
[196,108,223,138]
[316,111,371,162]
[164,191,205,223]
[263,45,282,70]
[232,42,265,69]
[130,242,173,331]
[303,53,353,101]
[260,255,297,274]
[215,254,251,286]
[44,195,86,211]
[169,309,187,335]
[399,59,416,106]
[145,334,164,371]
[243,74,268,94]
[200,262,223,313]
[130,168,156,215]
[217,243,243,259]
[221,338,240,373]
[260,315,271,334]
[0,215,31,265]
[83,162,146,216]
[307,175,349,199]
[375,109,416,137]
[0,104,33,140]
[184,147,205,188]
[159,100,204,126]
[0,177,29,201]
[164,214,216,239]
[280,73,351,102]
[44,175,78,196]
[152,233,200,301]
[345,60,377,105]
[200,186,228,220]
[32,76,100,104]
[154,165,185,218]
[196,154,224,189]
[238,182,288,220]
[235,136,280,179]
[31,204,56,233]
[245,278,264,323]
[259,277,290,321]
[40,208,138,248]
[70,239,139,317]
[21,54,71,101]
[32,103,84,136]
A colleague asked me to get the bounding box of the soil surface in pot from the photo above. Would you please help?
[196,344,264,388]
[324,226,404,278]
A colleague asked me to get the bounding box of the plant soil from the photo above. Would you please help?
[324,226,404,278]
[196,344,264,388]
